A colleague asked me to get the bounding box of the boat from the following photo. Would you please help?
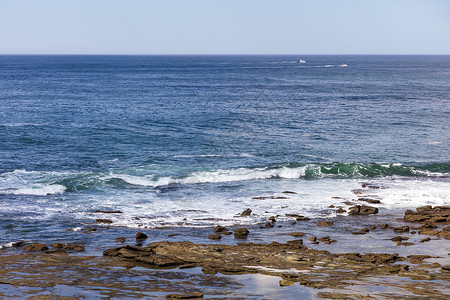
[340,64,348,67]
[299,59,306,63]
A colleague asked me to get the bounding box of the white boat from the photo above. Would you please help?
[299,59,306,63]
[340,64,348,67]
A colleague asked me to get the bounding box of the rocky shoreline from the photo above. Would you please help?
[1,202,449,299]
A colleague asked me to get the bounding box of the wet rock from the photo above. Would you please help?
[369,225,377,230]
[94,210,123,214]
[318,236,335,244]
[234,228,249,239]
[279,279,295,286]
[361,182,382,189]
[351,189,364,195]
[282,191,297,194]
[308,236,317,242]
[391,236,409,242]
[285,213,302,218]
[396,242,414,246]
[358,197,381,204]
[328,205,335,208]
[82,227,97,234]
[208,234,221,240]
[317,221,334,227]
[23,243,48,252]
[252,196,287,200]
[136,232,148,241]
[115,237,126,243]
[348,205,378,215]
[420,237,431,243]
[214,225,228,233]
[441,265,450,272]
[380,224,392,229]
[240,208,252,217]
[96,219,113,224]
[296,216,311,221]
[50,243,85,251]
[168,234,180,237]
[166,292,204,298]
[268,216,277,222]
[342,201,356,206]
[404,205,450,224]
[284,232,306,237]
[393,226,410,233]
[264,222,274,228]
[336,208,346,213]
[352,228,370,235]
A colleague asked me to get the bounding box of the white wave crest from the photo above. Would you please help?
[10,184,66,196]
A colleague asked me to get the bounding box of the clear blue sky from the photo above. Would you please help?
[0,0,449,54]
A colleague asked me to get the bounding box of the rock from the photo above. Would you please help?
[94,210,123,214]
[296,216,311,221]
[166,292,204,298]
[391,236,409,242]
[82,227,97,234]
[348,205,378,215]
[404,205,450,224]
[396,242,414,246]
[279,279,295,286]
[214,225,228,233]
[420,237,431,243]
[358,197,381,204]
[336,208,346,213]
[328,205,335,208]
[268,216,277,222]
[361,182,382,189]
[393,226,410,233]
[351,189,364,195]
[441,265,450,272]
[234,228,249,239]
[115,237,126,243]
[352,228,370,235]
[23,243,48,252]
[380,224,392,229]
[369,225,377,230]
[282,191,297,194]
[240,208,252,217]
[96,219,113,224]
[168,234,180,237]
[208,234,221,240]
[50,243,85,251]
[284,232,306,237]
[136,232,148,241]
[309,236,317,242]
[285,213,302,218]
[317,221,334,227]
[264,222,274,228]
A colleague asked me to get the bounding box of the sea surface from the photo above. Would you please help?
[0,55,449,247]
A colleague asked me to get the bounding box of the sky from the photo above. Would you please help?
[0,0,449,55]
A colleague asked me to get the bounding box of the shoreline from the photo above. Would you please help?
[1,204,449,299]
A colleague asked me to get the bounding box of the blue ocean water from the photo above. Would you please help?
[0,55,449,245]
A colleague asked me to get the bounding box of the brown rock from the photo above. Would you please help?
[214,225,228,233]
[96,219,113,224]
[94,210,123,214]
[352,228,370,235]
[279,279,295,286]
[240,208,252,217]
[50,243,85,251]
[284,232,306,237]
[348,205,378,215]
[317,221,334,227]
[282,191,297,194]
[208,234,221,240]
[336,208,346,213]
[391,236,409,242]
[166,292,203,298]
[393,226,410,233]
[136,232,148,240]
[115,237,126,243]
[358,197,381,204]
[420,237,431,243]
[308,236,317,242]
[23,243,48,252]
[234,228,249,238]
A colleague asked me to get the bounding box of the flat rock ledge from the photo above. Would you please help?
[103,241,449,291]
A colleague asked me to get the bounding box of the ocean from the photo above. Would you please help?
[0,55,449,249]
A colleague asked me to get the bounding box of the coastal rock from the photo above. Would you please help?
[115,237,126,243]
[348,205,378,215]
[279,279,295,286]
[352,228,370,235]
[391,236,409,242]
[96,219,113,224]
[94,210,123,214]
[166,292,204,299]
[317,221,334,227]
[136,232,148,241]
[23,243,49,252]
[234,228,249,239]
[284,232,306,237]
[208,234,221,240]
[50,243,85,251]
[240,208,252,217]
[336,208,346,213]
[282,191,297,194]
[404,206,450,224]
[214,225,228,233]
[420,237,431,243]
[358,197,381,204]
[393,226,410,233]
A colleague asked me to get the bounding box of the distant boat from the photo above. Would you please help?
[340,64,348,67]
[299,59,306,63]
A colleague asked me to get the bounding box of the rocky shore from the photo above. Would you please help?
[1,202,449,299]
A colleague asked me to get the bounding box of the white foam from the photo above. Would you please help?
[10,184,66,196]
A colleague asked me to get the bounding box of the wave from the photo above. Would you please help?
[105,162,450,188]
[1,162,448,193]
